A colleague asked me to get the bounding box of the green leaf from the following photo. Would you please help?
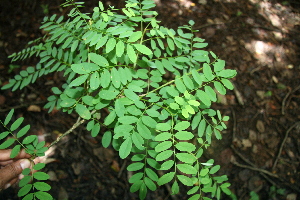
[99,89,118,100]
[198,119,206,137]
[4,109,14,125]
[175,78,186,93]
[102,131,112,148]
[217,69,237,78]
[137,122,152,139]
[22,135,37,145]
[145,109,160,118]
[129,172,143,183]
[106,38,116,53]
[156,150,173,161]
[127,162,144,171]
[118,116,138,124]
[71,62,100,74]
[96,35,108,49]
[132,131,145,150]
[33,172,50,180]
[171,181,179,195]
[182,74,194,90]
[213,59,225,72]
[124,89,139,101]
[34,182,51,191]
[75,104,91,120]
[200,167,211,177]
[177,175,193,186]
[130,180,143,193]
[69,74,89,87]
[10,145,21,158]
[116,40,125,57]
[177,164,197,175]
[33,163,45,170]
[141,116,157,128]
[191,69,202,86]
[60,98,76,107]
[0,131,10,140]
[167,37,175,51]
[144,177,157,191]
[139,182,147,200]
[203,63,215,81]
[155,141,172,152]
[127,44,137,63]
[175,131,194,140]
[156,123,171,131]
[111,67,121,88]
[10,117,24,131]
[205,86,217,102]
[133,44,152,55]
[91,123,100,137]
[175,142,196,152]
[176,153,196,164]
[187,186,200,195]
[188,194,201,200]
[160,160,174,170]
[19,176,31,187]
[90,72,101,90]
[210,165,220,174]
[155,132,172,141]
[196,90,211,107]
[100,69,111,88]
[22,168,31,176]
[174,121,190,131]
[119,137,132,159]
[145,168,158,181]
[18,184,32,197]
[158,172,175,186]
[128,31,142,42]
[221,79,234,90]
[89,53,109,67]
[17,125,30,138]
[214,81,226,95]
[34,191,52,200]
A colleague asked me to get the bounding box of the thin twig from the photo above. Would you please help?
[47,110,97,148]
[272,121,300,171]
[0,101,47,112]
[282,87,292,115]
[231,159,278,178]
[282,85,300,115]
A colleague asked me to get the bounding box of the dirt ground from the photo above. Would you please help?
[0,0,300,199]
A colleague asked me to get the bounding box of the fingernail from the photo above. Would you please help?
[20,159,31,170]
[4,183,11,189]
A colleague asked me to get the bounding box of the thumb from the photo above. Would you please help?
[0,159,31,189]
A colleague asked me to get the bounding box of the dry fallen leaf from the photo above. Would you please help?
[256,120,265,133]
[27,105,41,112]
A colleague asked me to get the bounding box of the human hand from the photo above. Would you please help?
[0,149,31,191]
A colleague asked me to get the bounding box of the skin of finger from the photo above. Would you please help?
[0,149,31,161]
[0,160,24,189]
[0,160,14,166]
[6,177,18,189]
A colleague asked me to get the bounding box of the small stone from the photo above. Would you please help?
[256,120,265,133]
[252,144,258,154]
[242,139,252,148]
[249,130,257,141]
[286,193,297,200]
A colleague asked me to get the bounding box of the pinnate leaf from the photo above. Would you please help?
[119,137,132,159]
[11,117,24,131]
[158,172,175,186]
[4,109,14,125]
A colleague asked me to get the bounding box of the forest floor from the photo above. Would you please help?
[0,0,300,200]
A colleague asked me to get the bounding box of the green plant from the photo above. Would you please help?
[1,0,236,199]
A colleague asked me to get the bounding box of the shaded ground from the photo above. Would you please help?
[1,0,300,199]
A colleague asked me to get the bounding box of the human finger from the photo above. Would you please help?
[0,159,31,190]
[0,149,31,161]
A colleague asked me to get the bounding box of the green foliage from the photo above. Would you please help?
[1,0,237,199]
[0,109,51,200]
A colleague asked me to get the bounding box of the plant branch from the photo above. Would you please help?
[47,110,96,148]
